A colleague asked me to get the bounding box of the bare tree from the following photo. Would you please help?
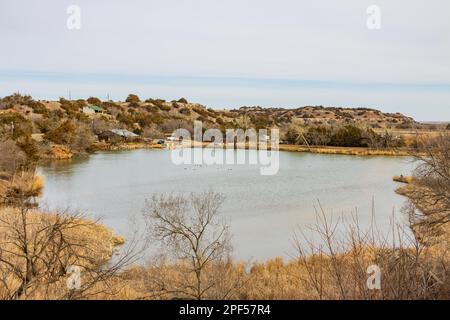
[0,204,142,299]
[0,136,146,300]
[0,167,143,300]
[292,203,449,300]
[407,133,450,227]
[143,191,233,300]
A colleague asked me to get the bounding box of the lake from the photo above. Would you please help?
[38,149,415,261]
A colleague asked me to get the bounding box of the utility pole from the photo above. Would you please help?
[69,90,72,100]
[299,130,312,151]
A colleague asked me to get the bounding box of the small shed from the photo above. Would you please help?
[98,129,139,142]
[83,105,104,114]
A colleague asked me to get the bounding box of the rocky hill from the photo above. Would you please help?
[0,93,439,160]
[8,96,415,132]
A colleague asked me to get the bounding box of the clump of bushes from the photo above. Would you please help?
[285,124,405,148]
[330,125,365,147]
[0,109,40,162]
[126,94,140,104]
[44,120,96,153]
[0,140,27,173]
[125,94,141,108]
[59,98,83,117]
[179,107,191,115]
[16,137,40,163]
[29,101,48,115]
[193,106,210,118]
[0,113,33,140]
[216,117,225,126]
[158,104,172,112]
[116,112,135,127]
[0,93,34,109]
[249,113,272,129]
[148,99,167,110]
[44,121,76,145]
[101,101,118,111]
[171,102,180,109]
[87,97,102,105]
[145,105,160,113]
[133,112,153,128]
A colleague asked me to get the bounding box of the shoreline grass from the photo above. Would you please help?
[92,141,412,157]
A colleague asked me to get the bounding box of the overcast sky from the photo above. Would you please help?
[0,0,449,121]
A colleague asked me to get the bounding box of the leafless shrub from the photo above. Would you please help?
[291,203,449,300]
[0,168,144,300]
[407,133,450,227]
[0,204,143,299]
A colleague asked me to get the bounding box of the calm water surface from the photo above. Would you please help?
[38,149,415,261]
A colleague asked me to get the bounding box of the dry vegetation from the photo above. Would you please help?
[90,200,449,300]
[397,134,450,257]
[0,138,140,300]
[1,94,449,300]
[1,132,449,300]
[1,93,446,162]
[112,143,449,300]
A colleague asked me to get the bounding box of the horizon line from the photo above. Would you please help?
[2,69,450,92]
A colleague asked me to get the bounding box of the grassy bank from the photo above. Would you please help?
[279,144,410,156]
[0,205,125,300]
[93,141,164,151]
[95,140,411,157]
[396,183,450,254]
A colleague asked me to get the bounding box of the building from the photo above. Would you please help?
[82,105,104,115]
[98,129,139,142]
[110,129,139,138]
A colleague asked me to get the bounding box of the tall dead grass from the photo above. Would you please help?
[91,204,449,300]
[0,206,128,299]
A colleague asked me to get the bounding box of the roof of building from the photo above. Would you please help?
[86,105,104,112]
[109,129,139,138]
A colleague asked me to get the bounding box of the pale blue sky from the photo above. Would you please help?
[1,0,449,121]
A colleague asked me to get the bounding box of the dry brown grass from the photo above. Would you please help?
[0,206,125,300]
[280,144,410,156]
[87,205,449,300]
[38,144,73,160]
[0,172,44,204]
[95,141,164,151]
[94,140,412,157]
[90,243,448,300]
[397,183,450,258]
[393,175,413,184]
[1,204,447,300]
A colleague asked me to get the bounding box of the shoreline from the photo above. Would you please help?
[37,141,414,167]
[278,144,410,156]
[92,141,411,157]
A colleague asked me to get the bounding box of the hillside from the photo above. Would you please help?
[229,105,416,128]
[1,93,417,132]
[1,93,443,160]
